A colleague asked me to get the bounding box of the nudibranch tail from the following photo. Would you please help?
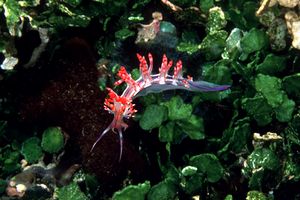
[188,80,231,92]
[91,53,231,161]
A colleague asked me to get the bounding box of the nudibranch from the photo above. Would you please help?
[91,53,230,161]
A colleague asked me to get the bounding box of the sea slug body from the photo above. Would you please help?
[91,53,230,161]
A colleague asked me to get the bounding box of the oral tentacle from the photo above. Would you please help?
[118,128,124,162]
[90,125,111,153]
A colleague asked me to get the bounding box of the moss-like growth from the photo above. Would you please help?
[21,137,43,163]
[41,127,64,154]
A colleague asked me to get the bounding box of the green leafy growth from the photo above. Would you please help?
[189,153,224,183]
[222,28,243,59]
[274,94,295,122]
[180,166,205,195]
[198,7,227,60]
[247,75,295,123]
[291,111,300,133]
[0,148,21,175]
[83,174,99,198]
[21,137,43,163]
[255,74,284,108]
[242,1,260,28]
[285,127,300,147]
[181,166,198,176]
[158,122,186,144]
[227,1,259,30]
[283,73,300,101]
[199,30,228,60]
[181,31,199,43]
[131,68,140,80]
[95,39,116,58]
[256,54,286,75]
[0,179,6,194]
[248,169,265,189]
[41,127,64,154]
[176,115,205,140]
[177,30,200,54]
[63,0,82,7]
[115,28,135,40]
[182,173,204,194]
[177,42,199,55]
[242,95,273,126]
[219,117,251,154]
[48,14,91,30]
[0,121,7,138]
[240,28,269,55]
[57,182,88,200]
[202,62,232,85]
[172,0,196,7]
[283,156,300,181]
[163,96,193,121]
[139,104,167,130]
[147,179,177,200]
[225,194,233,200]
[112,181,151,200]
[199,0,214,13]
[159,121,175,143]
[3,0,24,36]
[131,0,151,9]
[246,191,267,200]
[160,21,177,35]
[163,165,180,183]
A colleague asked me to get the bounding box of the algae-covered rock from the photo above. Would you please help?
[41,127,64,154]
[245,148,280,172]
[21,137,43,163]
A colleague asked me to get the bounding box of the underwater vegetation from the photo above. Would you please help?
[1,0,300,199]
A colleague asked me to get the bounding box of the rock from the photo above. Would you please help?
[278,0,299,8]
[285,11,300,49]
